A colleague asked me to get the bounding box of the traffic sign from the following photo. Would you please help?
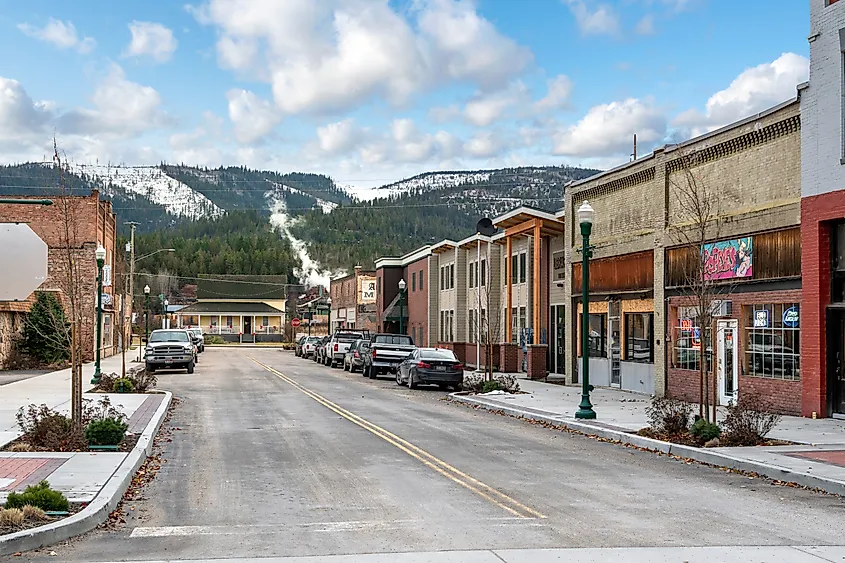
[291,318,301,328]
[0,223,47,301]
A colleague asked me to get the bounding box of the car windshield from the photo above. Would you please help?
[373,335,413,345]
[150,331,190,343]
[420,350,458,361]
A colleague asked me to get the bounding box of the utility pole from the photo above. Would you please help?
[125,222,138,362]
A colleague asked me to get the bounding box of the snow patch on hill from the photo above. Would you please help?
[83,165,224,219]
[265,181,338,213]
[267,193,345,287]
[368,171,493,199]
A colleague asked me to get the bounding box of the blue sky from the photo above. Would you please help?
[0,0,810,187]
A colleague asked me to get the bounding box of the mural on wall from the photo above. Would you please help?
[702,237,753,281]
[359,276,377,304]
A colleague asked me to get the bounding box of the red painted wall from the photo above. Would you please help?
[405,256,429,346]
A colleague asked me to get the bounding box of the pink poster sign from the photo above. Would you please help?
[702,237,752,281]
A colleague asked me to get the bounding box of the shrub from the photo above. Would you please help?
[19,292,70,366]
[85,418,128,446]
[481,380,501,393]
[0,508,25,529]
[9,442,34,452]
[97,372,117,392]
[494,374,520,393]
[645,396,693,435]
[462,373,485,393]
[690,418,721,442]
[205,335,225,345]
[15,404,87,452]
[5,481,69,512]
[21,505,47,521]
[82,396,127,426]
[129,368,157,392]
[112,378,135,393]
[722,393,782,446]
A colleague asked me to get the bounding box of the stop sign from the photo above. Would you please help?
[0,223,47,301]
[291,318,301,328]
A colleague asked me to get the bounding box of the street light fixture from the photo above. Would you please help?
[144,284,151,346]
[575,201,596,420]
[136,248,175,263]
[91,245,107,384]
[398,279,407,335]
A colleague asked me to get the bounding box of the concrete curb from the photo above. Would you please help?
[0,391,173,556]
[449,394,845,497]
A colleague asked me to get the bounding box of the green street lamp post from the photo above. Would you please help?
[398,279,407,334]
[91,245,107,384]
[575,201,597,420]
[144,285,151,346]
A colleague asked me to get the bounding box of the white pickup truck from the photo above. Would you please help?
[325,330,370,368]
[362,333,416,379]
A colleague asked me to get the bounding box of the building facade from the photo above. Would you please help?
[329,267,378,333]
[0,192,119,364]
[374,246,435,342]
[565,97,802,410]
[801,0,845,417]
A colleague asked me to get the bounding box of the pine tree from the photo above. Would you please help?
[21,292,70,365]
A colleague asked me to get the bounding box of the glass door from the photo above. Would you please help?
[556,306,565,375]
[717,320,738,406]
[609,301,621,387]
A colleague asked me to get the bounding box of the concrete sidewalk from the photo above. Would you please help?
[451,380,845,496]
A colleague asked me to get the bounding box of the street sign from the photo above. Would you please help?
[291,318,301,328]
[0,223,47,301]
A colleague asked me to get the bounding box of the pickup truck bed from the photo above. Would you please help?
[365,334,415,378]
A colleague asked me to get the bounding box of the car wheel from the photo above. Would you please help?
[453,383,463,392]
[408,371,417,389]
[438,384,448,391]
[369,367,377,380]
[396,371,403,385]
[186,361,195,374]
[363,365,369,377]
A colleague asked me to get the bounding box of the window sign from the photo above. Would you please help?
[783,306,799,328]
[702,237,753,280]
[754,309,770,328]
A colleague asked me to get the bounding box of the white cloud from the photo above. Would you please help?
[464,82,528,126]
[226,89,281,144]
[188,0,532,115]
[565,0,620,36]
[673,52,808,136]
[429,104,461,123]
[17,18,96,54]
[464,131,506,158]
[125,21,178,63]
[535,75,573,112]
[553,98,666,157]
[636,15,655,35]
[316,118,361,154]
[58,65,167,137]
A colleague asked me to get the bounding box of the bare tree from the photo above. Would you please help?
[668,150,736,423]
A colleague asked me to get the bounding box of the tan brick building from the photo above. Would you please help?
[0,192,120,365]
[564,96,802,412]
[330,266,378,334]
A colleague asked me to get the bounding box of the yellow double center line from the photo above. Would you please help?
[249,357,545,520]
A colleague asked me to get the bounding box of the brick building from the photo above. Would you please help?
[801,0,845,417]
[0,192,119,364]
[374,246,435,345]
[565,96,802,411]
[329,266,378,333]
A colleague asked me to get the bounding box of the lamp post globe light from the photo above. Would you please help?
[398,279,407,335]
[144,284,151,346]
[575,201,597,420]
[91,245,107,384]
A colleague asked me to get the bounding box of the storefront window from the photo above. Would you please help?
[745,303,800,381]
[673,307,712,371]
[579,313,607,358]
[624,313,654,363]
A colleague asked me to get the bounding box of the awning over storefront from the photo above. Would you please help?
[382,293,408,322]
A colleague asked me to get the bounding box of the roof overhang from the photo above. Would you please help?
[456,233,492,250]
[493,206,560,230]
[430,239,458,255]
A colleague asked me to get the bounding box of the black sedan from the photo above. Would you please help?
[397,348,463,391]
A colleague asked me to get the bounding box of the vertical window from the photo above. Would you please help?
[745,303,800,381]
[580,313,607,358]
[419,269,424,291]
[480,308,487,343]
[673,307,712,372]
[469,309,476,343]
[412,272,417,292]
[511,255,518,284]
[624,313,654,363]
[469,261,475,288]
[511,307,518,343]
[450,264,455,288]
[378,276,381,295]
[440,310,444,341]
[226,316,233,328]
[480,259,487,287]
[262,316,270,328]
[519,307,527,333]
[450,310,455,341]
[519,253,527,284]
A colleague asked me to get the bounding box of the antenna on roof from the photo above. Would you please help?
[631,134,637,161]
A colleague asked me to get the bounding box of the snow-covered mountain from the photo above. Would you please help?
[362,171,493,200]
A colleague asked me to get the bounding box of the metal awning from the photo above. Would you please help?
[382,293,408,321]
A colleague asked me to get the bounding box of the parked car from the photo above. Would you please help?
[295,336,307,357]
[343,339,369,373]
[144,329,196,374]
[187,327,205,353]
[325,330,370,368]
[302,336,320,358]
[314,336,331,363]
[397,348,463,390]
[362,333,415,379]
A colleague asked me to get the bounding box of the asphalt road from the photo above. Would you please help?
[12,347,845,562]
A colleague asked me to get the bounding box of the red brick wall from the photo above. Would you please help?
[465,343,501,370]
[405,257,429,345]
[500,342,520,373]
[667,368,703,403]
[740,375,801,415]
[527,344,547,379]
[800,192,845,416]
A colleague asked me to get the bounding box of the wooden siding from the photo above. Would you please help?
[666,227,801,287]
[572,250,654,295]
